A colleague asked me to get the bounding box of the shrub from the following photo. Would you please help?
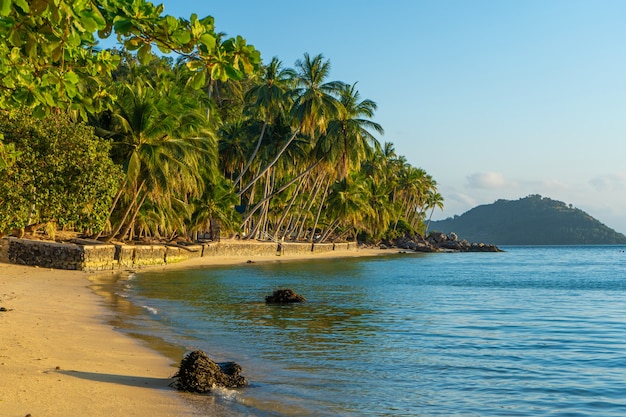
[0,109,123,235]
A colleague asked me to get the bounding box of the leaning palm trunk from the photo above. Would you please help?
[237,127,301,198]
[272,175,306,240]
[294,171,327,240]
[107,180,145,242]
[117,191,149,241]
[241,159,321,226]
[319,218,341,242]
[309,178,332,242]
[233,115,269,187]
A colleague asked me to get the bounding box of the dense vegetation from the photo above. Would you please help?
[430,195,626,245]
[0,0,443,243]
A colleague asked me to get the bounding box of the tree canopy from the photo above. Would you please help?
[0,0,260,118]
[0,0,443,243]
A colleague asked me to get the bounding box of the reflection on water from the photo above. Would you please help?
[92,247,626,416]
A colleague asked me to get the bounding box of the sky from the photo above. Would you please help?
[116,0,626,233]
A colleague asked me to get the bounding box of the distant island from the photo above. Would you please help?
[429,195,626,245]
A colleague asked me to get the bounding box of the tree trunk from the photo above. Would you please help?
[241,159,321,225]
[95,178,127,239]
[237,127,301,198]
[117,191,149,241]
[234,115,269,187]
[272,176,306,240]
[106,180,145,242]
[309,178,332,243]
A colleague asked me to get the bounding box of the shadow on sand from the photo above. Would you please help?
[51,369,176,390]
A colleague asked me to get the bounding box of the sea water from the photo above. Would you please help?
[98,246,626,416]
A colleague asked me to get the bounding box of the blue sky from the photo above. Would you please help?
[119,0,626,233]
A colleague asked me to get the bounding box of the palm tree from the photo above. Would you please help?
[94,67,216,240]
[189,178,240,240]
[319,82,383,180]
[234,53,348,240]
[235,57,296,187]
[218,118,251,181]
[424,191,444,233]
[237,53,343,197]
[324,172,373,241]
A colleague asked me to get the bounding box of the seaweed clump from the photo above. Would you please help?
[173,350,246,393]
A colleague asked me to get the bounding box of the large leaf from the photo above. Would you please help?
[0,0,12,16]
[137,42,152,64]
[198,33,215,50]
[13,0,28,13]
[189,71,205,90]
[113,17,133,34]
[171,29,191,45]
[63,71,79,84]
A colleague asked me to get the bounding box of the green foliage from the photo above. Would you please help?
[0,1,437,244]
[430,195,626,245]
[0,109,123,234]
[0,0,260,117]
[0,133,19,169]
[0,0,120,117]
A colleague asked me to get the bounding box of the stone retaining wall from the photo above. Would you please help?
[0,237,356,272]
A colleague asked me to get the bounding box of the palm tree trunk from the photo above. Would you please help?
[319,218,340,242]
[106,180,145,242]
[295,171,326,240]
[234,115,269,187]
[237,127,301,198]
[272,176,306,240]
[118,191,149,241]
[241,159,321,225]
[309,178,332,243]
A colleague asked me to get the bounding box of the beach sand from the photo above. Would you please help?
[0,246,387,416]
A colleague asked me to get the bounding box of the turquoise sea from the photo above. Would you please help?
[97,246,626,416]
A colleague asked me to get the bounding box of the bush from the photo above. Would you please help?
[0,109,123,235]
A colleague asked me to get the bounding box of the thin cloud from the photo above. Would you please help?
[589,173,626,191]
[466,172,507,189]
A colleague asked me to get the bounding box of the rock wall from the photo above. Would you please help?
[7,237,85,270]
[1,238,357,272]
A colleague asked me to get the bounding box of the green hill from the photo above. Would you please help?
[429,195,626,245]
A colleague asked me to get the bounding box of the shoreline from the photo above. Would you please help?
[0,246,389,416]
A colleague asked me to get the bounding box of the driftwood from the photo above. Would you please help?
[265,288,306,304]
[173,350,246,393]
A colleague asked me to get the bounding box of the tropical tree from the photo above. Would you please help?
[92,61,216,240]
[425,190,444,233]
[0,0,259,117]
[319,82,383,180]
[236,57,296,186]
[324,172,374,241]
[189,178,240,240]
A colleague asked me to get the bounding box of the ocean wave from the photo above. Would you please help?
[142,305,158,315]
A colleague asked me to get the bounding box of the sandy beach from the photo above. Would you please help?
[0,246,386,417]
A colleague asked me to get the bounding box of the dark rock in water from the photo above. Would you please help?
[382,231,502,253]
[265,288,306,303]
[173,350,246,393]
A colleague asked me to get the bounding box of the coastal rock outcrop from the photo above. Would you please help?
[173,350,247,393]
[265,288,306,303]
[385,232,501,253]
